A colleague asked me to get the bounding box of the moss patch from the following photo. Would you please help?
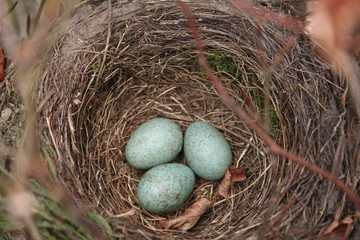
[193,49,281,138]
[207,49,238,77]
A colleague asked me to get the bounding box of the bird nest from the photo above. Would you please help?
[32,0,357,239]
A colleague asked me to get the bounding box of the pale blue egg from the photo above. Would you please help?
[184,121,232,180]
[125,118,183,169]
[136,163,195,214]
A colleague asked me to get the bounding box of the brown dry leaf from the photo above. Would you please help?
[217,169,232,198]
[159,198,212,231]
[0,49,5,83]
[319,213,360,240]
[228,166,246,182]
[218,166,246,198]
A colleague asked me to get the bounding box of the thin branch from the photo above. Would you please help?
[175,0,360,210]
[230,0,305,33]
[26,13,31,37]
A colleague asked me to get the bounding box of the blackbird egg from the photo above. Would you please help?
[125,118,183,169]
[136,163,195,214]
[184,121,232,180]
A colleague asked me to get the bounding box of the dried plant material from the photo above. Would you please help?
[230,0,305,33]
[159,198,212,231]
[176,0,360,210]
[217,166,246,198]
[306,0,360,119]
[195,178,210,188]
[228,166,246,183]
[217,169,232,198]
[319,213,360,239]
[13,0,360,238]
[0,49,5,83]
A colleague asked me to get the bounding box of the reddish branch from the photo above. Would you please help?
[175,0,360,210]
[230,0,305,33]
[0,49,5,83]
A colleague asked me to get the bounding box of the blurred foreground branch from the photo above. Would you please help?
[306,0,360,120]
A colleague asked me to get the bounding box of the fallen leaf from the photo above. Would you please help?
[217,169,232,198]
[217,166,246,198]
[228,166,246,183]
[0,49,5,83]
[159,198,212,231]
[319,213,360,240]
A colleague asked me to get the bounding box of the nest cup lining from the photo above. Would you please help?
[36,0,354,239]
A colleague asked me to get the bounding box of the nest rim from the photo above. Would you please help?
[28,0,357,239]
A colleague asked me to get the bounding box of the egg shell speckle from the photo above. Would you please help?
[184,121,232,180]
[125,118,183,169]
[136,163,195,214]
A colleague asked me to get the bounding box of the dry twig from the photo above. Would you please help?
[0,49,5,83]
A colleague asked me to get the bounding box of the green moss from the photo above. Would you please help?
[191,49,238,78]
[206,49,238,77]
[191,49,281,138]
[244,63,260,84]
[91,62,101,72]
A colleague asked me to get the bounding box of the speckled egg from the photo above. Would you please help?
[136,163,195,214]
[184,121,232,180]
[125,118,183,169]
